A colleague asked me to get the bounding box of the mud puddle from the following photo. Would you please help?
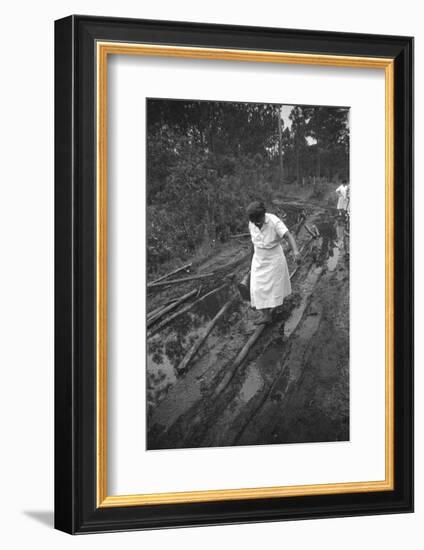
[147,284,239,416]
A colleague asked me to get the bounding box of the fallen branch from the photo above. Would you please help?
[148,251,250,289]
[311,224,320,237]
[148,263,192,285]
[289,236,316,280]
[148,272,216,289]
[147,288,198,327]
[148,283,229,338]
[229,325,265,371]
[175,296,236,374]
[147,296,181,320]
[300,235,315,254]
[289,265,300,280]
[294,213,306,236]
[214,324,266,395]
[147,302,173,321]
[304,224,317,239]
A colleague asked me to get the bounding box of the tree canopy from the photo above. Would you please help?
[146,99,349,273]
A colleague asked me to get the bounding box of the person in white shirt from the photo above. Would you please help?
[247,201,300,324]
[335,180,350,247]
[335,180,349,213]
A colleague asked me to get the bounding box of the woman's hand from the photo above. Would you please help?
[293,250,302,265]
[286,231,302,265]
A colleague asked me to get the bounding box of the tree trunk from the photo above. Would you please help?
[296,145,300,186]
[277,107,283,184]
[317,148,321,178]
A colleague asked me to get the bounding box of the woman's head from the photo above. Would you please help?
[247,201,266,227]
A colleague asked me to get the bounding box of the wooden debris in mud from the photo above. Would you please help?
[146,288,198,327]
[288,265,301,280]
[147,283,229,338]
[287,234,316,280]
[293,212,306,236]
[147,301,175,321]
[304,223,318,239]
[214,324,266,395]
[148,251,250,290]
[175,296,236,374]
[148,262,192,285]
[311,224,320,237]
[148,272,216,289]
[300,235,317,255]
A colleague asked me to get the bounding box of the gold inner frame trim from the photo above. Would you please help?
[96,41,395,508]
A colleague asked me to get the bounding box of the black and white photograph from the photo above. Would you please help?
[0,0,417,542]
[146,98,350,450]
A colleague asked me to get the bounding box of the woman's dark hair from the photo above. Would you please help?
[246,201,266,223]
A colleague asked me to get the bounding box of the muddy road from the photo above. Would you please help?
[146,201,349,450]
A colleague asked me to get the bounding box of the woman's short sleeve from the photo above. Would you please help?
[275,217,288,238]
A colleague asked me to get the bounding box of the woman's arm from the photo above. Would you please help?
[274,218,300,262]
[285,231,301,263]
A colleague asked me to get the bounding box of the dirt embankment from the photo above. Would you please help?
[146,202,349,450]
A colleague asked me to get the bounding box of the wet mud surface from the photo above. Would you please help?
[146,201,349,450]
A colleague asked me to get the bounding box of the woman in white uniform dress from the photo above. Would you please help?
[335,181,349,212]
[247,201,301,324]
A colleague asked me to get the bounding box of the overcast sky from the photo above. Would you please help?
[280,104,294,129]
[279,104,316,144]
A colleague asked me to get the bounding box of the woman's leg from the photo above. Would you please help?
[254,307,273,324]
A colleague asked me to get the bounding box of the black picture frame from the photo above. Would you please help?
[55,15,413,534]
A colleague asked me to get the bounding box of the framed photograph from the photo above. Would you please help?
[54,15,413,533]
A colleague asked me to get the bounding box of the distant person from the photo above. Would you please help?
[336,180,350,216]
[335,181,349,247]
[247,201,301,325]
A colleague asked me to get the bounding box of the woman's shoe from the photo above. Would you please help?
[254,312,272,325]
